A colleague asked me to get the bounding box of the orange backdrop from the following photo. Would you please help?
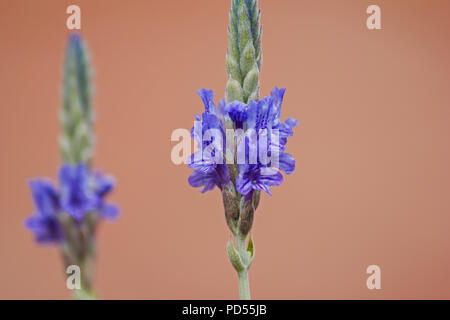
[1,0,450,299]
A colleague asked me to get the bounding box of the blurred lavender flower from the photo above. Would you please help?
[25,33,119,299]
[59,164,119,221]
[26,164,118,241]
[59,163,98,221]
[25,180,63,244]
[92,170,119,220]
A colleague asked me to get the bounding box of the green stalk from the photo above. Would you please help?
[74,257,97,300]
[236,234,251,300]
[227,232,254,300]
[73,288,97,300]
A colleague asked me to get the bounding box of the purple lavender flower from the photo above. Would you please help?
[92,170,119,220]
[224,101,249,128]
[187,89,230,192]
[25,180,64,244]
[26,33,118,299]
[26,163,119,243]
[187,86,297,196]
[59,163,119,221]
[236,165,283,196]
[59,164,99,221]
[188,169,223,193]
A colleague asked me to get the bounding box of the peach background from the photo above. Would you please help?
[1,0,450,299]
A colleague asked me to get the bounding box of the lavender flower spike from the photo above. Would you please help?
[25,33,119,300]
[187,0,298,299]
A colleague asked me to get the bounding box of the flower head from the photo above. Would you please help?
[59,163,99,221]
[187,87,297,196]
[236,165,283,196]
[26,163,119,244]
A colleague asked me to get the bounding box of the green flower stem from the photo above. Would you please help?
[238,271,250,300]
[227,231,254,299]
[236,234,251,300]
[72,256,97,300]
[60,212,97,300]
[73,287,97,300]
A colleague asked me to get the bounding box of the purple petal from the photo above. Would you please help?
[28,179,59,216]
[188,170,220,193]
[259,167,283,187]
[279,152,295,175]
[285,118,298,129]
[236,175,253,195]
[197,89,216,114]
[100,203,120,220]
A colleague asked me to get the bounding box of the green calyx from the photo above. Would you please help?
[226,0,262,104]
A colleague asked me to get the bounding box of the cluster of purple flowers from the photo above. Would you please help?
[188,87,297,196]
[25,164,119,244]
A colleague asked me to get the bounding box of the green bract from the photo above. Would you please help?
[226,0,262,104]
[60,33,94,165]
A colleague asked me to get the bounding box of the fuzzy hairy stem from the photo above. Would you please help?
[236,234,251,300]
[71,256,97,300]
[60,211,98,300]
[227,233,254,300]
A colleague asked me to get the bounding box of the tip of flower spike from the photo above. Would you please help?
[68,32,82,45]
[66,32,87,63]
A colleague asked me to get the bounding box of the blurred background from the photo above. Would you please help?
[1,0,450,299]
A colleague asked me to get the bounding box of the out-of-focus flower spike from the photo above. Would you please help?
[60,33,94,166]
